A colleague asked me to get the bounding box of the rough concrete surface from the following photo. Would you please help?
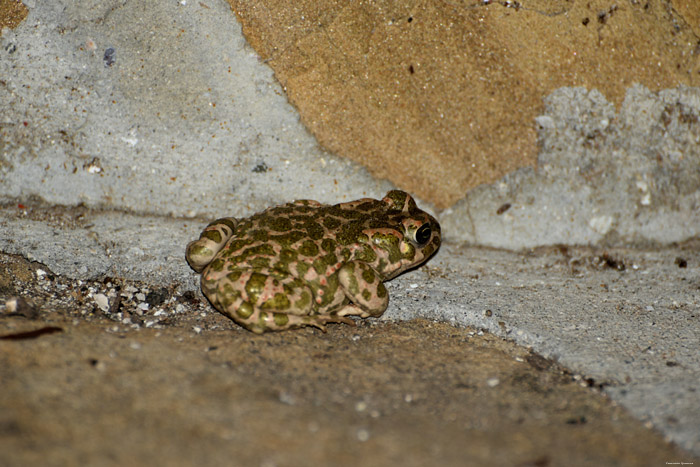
[441,85,700,248]
[0,0,392,219]
[1,1,700,464]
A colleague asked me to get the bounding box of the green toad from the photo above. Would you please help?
[186,190,441,333]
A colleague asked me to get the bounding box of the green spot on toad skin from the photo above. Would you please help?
[201,278,218,296]
[219,218,237,231]
[312,258,328,275]
[402,242,416,259]
[362,268,376,284]
[279,248,298,262]
[356,201,377,212]
[209,258,225,272]
[384,190,417,211]
[220,283,239,308]
[321,252,337,266]
[251,229,270,242]
[296,261,310,278]
[355,245,377,263]
[337,222,365,245]
[321,238,336,252]
[299,240,319,257]
[323,217,341,230]
[262,293,291,310]
[236,301,254,318]
[227,238,253,253]
[202,230,222,243]
[324,274,339,298]
[252,244,276,256]
[227,270,243,282]
[362,289,372,301]
[273,313,289,327]
[377,283,387,299]
[372,233,401,263]
[330,205,366,220]
[303,221,325,240]
[262,216,293,232]
[295,291,311,310]
[274,249,298,271]
[188,244,212,258]
[245,273,267,303]
[249,257,271,269]
[208,218,235,230]
[347,273,359,295]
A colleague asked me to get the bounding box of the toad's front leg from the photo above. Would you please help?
[336,261,389,318]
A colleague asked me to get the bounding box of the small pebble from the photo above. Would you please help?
[356,428,370,442]
[94,293,109,312]
[278,391,295,405]
[4,299,17,313]
[307,421,320,433]
[103,47,116,67]
[487,377,500,388]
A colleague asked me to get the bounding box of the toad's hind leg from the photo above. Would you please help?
[208,272,355,334]
[337,261,389,318]
[186,217,237,273]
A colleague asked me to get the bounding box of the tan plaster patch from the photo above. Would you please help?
[227,0,700,208]
[0,0,28,31]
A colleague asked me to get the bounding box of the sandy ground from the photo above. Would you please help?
[0,249,697,466]
[1,250,698,466]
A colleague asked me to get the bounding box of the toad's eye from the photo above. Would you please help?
[413,223,432,245]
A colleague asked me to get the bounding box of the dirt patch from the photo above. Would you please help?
[227,0,700,208]
[1,252,696,465]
